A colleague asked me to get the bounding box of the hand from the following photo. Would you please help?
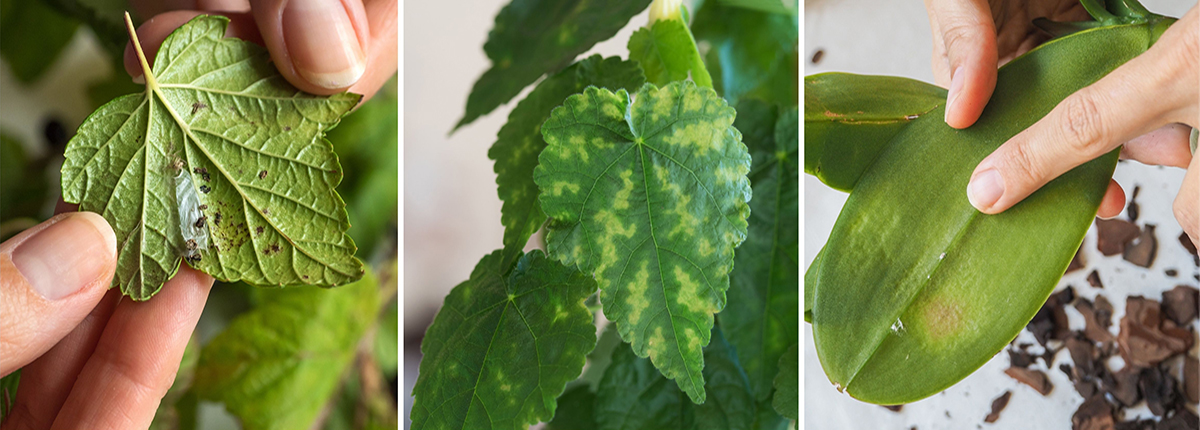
[123,0,398,101]
[924,0,1199,247]
[0,211,213,429]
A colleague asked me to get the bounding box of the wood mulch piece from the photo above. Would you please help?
[1005,366,1053,395]
[1118,297,1193,368]
[1160,285,1198,326]
[1123,225,1158,268]
[1087,270,1104,289]
[984,390,1011,423]
[1096,218,1141,256]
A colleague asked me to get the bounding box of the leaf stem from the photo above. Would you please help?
[124,11,157,90]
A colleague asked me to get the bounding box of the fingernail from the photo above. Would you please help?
[282,0,366,90]
[945,66,964,123]
[12,213,116,301]
[967,169,1005,211]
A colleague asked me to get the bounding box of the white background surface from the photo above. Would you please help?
[803,0,1199,429]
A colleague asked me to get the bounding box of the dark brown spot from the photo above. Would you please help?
[262,208,269,215]
[255,226,264,235]
[199,185,211,193]
[198,204,208,210]
[191,102,208,114]
[302,275,309,279]
[194,216,207,228]
[284,126,292,131]
[258,170,268,179]
[811,49,824,64]
[214,212,222,225]
[185,239,198,250]
[270,244,280,252]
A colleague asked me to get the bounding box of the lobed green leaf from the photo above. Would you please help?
[491,55,645,267]
[534,81,752,403]
[628,17,713,89]
[594,328,771,430]
[410,250,598,430]
[194,269,381,430]
[456,0,652,129]
[60,15,363,299]
[720,100,798,401]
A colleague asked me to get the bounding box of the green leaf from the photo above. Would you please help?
[692,3,798,106]
[455,0,652,129]
[721,100,798,401]
[716,0,796,15]
[0,0,79,83]
[60,15,364,300]
[547,385,598,430]
[594,328,757,430]
[194,269,381,430]
[40,0,131,56]
[0,369,19,422]
[771,344,797,420]
[803,245,822,324]
[809,23,1157,404]
[628,17,713,89]
[0,132,49,222]
[328,82,398,255]
[373,298,399,376]
[534,81,752,404]
[410,250,598,430]
[803,74,945,192]
[491,55,645,267]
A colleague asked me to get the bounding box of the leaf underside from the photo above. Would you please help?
[491,55,646,267]
[720,100,799,401]
[411,250,598,430]
[809,24,1152,404]
[193,270,381,430]
[534,81,752,404]
[61,15,363,300]
[456,0,652,129]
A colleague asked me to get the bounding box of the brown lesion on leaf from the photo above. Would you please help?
[258,170,267,180]
[262,243,281,256]
[199,185,211,193]
[916,295,964,342]
[191,102,208,115]
[194,215,207,228]
[255,226,264,236]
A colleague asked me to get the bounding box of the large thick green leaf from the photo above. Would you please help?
[692,3,797,106]
[771,344,797,420]
[534,81,752,403]
[808,22,1162,404]
[410,250,598,430]
[194,270,381,430]
[0,0,79,83]
[455,0,652,129]
[60,15,363,300]
[595,328,761,430]
[720,101,798,401]
[491,55,645,267]
[804,74,945,192]
[628,16,713,89]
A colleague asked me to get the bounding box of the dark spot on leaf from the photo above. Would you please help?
[302,275,309,279]
[258,170,267,179]
[271,244,280,252]
[199,185,211,193]
[194,215,206,228]
[214,212,222,225]
[185,239,197,251]
[262,208,269,215]
[198,204,207,210]
[255,226,264,236]
[191,102,208,115]
[284,126,291,131]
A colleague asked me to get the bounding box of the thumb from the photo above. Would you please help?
[249,0,370,94]
[0,212,116,376]
[926,0,998,129]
